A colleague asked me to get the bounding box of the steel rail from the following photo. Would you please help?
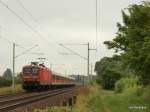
[0,87,78,112]
[0,91,25,99]
[0,89,65,105]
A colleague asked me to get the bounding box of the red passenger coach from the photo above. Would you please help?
[22,62,75,90]
[52,72,75,86]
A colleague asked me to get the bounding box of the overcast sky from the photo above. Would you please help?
[0,0,142,75]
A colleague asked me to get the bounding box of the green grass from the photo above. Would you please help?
[101,86,150,112]
[0,84,23,94]
[34,85,150,112]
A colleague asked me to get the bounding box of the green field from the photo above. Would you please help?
[0,84,23,94]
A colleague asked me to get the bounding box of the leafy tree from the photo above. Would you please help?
[104,1,150,85]
[95,56,122,89]
[2,68,12,81]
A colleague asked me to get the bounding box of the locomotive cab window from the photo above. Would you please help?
[32,68,39,74]
[23,68,32,74]
[23,67,39,75]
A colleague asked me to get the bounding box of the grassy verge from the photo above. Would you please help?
[34,85,108,112]
[34,84,150,112]
[0,84,23,94]
[101,86,150,112]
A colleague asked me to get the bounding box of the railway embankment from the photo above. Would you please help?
[0,86,80,112]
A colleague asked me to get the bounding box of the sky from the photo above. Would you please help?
[0,0,142,76]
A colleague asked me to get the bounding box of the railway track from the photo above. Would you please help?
[0,92,25,99]
[0,87,77,112]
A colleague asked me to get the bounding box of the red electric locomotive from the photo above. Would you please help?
[22,62,75,90]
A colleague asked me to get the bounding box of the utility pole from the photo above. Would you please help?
[87,42,90,81]
[87,43,96,81]
[83,75,85,86]
[59,43,96,82]
[91,63,93,80]
[12,43,15,89]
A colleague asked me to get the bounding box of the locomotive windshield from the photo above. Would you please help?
[23,67,39,75]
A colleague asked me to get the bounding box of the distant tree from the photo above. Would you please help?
[95,56,122,89]
[0,77,12,87]
[3,68,12,81]
[104,1,150,85]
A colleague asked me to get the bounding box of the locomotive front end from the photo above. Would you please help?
[22,65,40,90]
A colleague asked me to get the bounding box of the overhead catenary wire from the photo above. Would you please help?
[0,1,40,38]
[0,24,44,59]
[16,0,61,48]
[0,27,43,66]
[15,0,76,63]
[0,0,54,48]
[0,25,14,44]
[59,44,87,60]
[0,0,92,76]
[0,34,12,44]
[15,0,83,66]
[0,26,24,49]
[15,0,97,67]
[0,0,63,65]
[0,25,35,50]
[16,0,39,24]
[15,44,38,58]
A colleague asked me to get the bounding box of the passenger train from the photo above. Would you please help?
[22,62,75,91]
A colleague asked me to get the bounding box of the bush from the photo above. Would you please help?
[96,75,101,84]
[88,80,97,86]
[101,69,121,90]
[115,77,138,93]
[0,77,12,87]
